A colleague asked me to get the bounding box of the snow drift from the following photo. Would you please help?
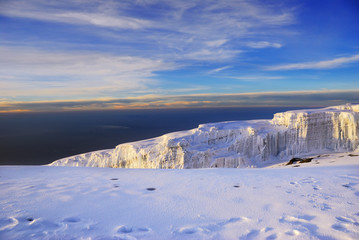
[50,104,359,168]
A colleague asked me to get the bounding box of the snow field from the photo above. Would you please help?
[1,154,358,239]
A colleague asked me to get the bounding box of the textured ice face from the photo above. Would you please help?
[51,104,359,168]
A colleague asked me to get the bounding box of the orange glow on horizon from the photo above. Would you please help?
[0,109,32,113]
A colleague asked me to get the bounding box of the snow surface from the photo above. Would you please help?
[51,104,359,169]
[2,104,359,239]
[1,153,359,239]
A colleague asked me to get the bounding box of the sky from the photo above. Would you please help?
[0,0,359,112]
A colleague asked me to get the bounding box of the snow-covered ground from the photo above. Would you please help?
[1,153,358,239]
[2,104,358,239]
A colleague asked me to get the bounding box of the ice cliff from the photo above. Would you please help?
[50,104,359,168]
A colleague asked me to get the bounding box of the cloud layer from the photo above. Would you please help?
[0,0,295,62]
[1,90,358,113]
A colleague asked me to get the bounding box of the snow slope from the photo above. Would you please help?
[1,153,358,239]
[51,104,359,168]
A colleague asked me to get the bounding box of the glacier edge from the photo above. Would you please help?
[50,104,359,168]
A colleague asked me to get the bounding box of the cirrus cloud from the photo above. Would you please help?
[246,41,282,49]
[266,54,359,70]
[0,46,174,99]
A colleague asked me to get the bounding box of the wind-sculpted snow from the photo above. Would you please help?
[50,104,359,168]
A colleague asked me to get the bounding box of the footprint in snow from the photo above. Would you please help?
[116,225,151,234]
[240,228,275,240]
[220,217,248,225]
[0,217,19,231]
[239,229,260,240]
[332,223,349,232]
[342,183,359,197]
[177,226,203,234]
[117,225,133,233]
[266,233,277,240]
[63,217,81,223]
[336,216,359,226]
[26,218,61,230]
[285,229,300,236]
[175,217,250,236]
[320,203,332,211]
[299,177,316,184]
[280,215,318,236]
[342,182,358,189]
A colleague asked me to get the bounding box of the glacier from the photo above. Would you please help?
[50,104,359,168]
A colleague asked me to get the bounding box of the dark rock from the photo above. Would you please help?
[286,158,301,165]
[349,154,359,157]
[299,158,313,163]
[286,157,313,165]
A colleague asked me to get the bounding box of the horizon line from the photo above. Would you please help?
[1,89,358,113]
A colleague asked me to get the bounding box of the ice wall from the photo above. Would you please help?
[50,104,359,168]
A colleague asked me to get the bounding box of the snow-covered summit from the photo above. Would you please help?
[50,104,359,168]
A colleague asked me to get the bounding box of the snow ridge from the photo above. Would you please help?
[50,104,359,168]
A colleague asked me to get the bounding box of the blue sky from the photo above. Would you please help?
[0,0,359,111]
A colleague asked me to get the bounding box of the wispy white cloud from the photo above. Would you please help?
[0,0,296,62]
[231,75,285,81]
[266,54,359,70]
[208,66,232,74]
[55,12,153,29]
[184,49,241,61]
[1,7,152,30]
[246,41,282,49]
[0,46,170,77]
[206,39,227,47]
[0,46,174,99]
